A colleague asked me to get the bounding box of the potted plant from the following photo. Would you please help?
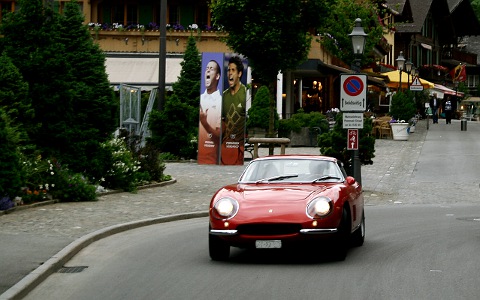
[389,91,416,140]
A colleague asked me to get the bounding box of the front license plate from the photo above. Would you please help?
[255,240,282,249]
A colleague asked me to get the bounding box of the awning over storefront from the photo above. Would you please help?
[316,61,386,86]
[105,55,183,91]
[463,97,480,102]
[429,84,464,98]
[382,70,434,89]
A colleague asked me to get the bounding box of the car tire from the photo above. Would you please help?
[351,209,365,247]
[333,208,350,261]
[209,233,230,261]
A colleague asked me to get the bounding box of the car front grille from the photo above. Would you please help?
[236,223,302,236]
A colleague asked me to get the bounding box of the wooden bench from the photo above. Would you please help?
[246,137,291,159]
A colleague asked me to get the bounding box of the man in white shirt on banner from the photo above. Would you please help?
[198,60,222,164]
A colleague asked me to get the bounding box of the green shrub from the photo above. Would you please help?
[19,154,55,203]
[390,90,416,122]
[247,86,278,131]
[148,95,198,160]
[117,129,167,183]
[52,173,97,202]
[100,136,148,192]
[138,144,166,182]
[19,155,98,202]
[319,113,375,176]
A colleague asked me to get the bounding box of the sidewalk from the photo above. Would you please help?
[2,118,479,299]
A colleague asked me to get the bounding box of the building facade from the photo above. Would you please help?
[2,0,480,118]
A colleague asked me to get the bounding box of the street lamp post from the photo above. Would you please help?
[157,0,167,110]
[348,18,367,185]
[405,60,413,88]
[396,51,405,91]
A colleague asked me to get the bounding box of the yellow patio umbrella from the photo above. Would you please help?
[382,70,434,89]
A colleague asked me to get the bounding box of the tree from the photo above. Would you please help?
[149,94,197,159]
[56,1,118,177]
[210,0,330,138]
[171,35,201,110]
[0,0,72,156]
[317,0,384,68]
[472,0,480,21]
[148,35,200,159]
[0,110,24,199]
[0,52,32,141]
[247,86,278,131]
[0,0,118,178]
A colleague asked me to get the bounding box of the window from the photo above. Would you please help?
[467,75,478,88]
[169,4,179,26]
[111,4,124,24]
[126,4,138,25]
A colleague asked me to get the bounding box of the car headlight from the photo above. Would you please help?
[306,196,333,219]
[213,197,239,220]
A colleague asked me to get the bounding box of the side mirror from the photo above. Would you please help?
[346,176,356,185]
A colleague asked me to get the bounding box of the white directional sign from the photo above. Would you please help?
[340,74,367,112]
[343,113,364,129]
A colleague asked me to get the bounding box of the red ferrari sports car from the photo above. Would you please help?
[208,155,365,261]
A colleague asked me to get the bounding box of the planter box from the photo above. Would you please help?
[289,127,319,147]
[390,123,409,140]
[248,128,267,138]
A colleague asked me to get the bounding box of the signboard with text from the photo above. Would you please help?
[343,113,364,129]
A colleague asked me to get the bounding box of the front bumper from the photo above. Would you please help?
[209,228,337,235]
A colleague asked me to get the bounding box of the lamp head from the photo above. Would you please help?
[396,51,405,71]
[405,60,413,73]
[349,18,367,55]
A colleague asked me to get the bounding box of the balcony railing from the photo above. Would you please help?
[90,29,229,53]
[443,48,477,65]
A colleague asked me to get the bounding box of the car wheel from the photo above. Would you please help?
[351,209,365,247]
[333,208,350,261]
[209,234,230,261]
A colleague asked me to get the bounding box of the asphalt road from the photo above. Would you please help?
[24,205,480,300]
[2,119,480,299]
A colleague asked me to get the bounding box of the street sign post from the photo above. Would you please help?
[340,73,366,186]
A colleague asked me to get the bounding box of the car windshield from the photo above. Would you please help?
[239,158,345,183]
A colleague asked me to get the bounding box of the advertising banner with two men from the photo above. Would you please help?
[198,52,248,165]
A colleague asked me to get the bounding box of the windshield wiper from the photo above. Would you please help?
[255,174,298,183]
[311,175,341,183]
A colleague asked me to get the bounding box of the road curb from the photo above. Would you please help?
[0,211,208,300]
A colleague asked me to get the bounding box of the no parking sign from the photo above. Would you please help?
[340,74,367,112]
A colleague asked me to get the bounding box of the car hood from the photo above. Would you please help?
[242,184,325,201]
[221,184,331,222]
